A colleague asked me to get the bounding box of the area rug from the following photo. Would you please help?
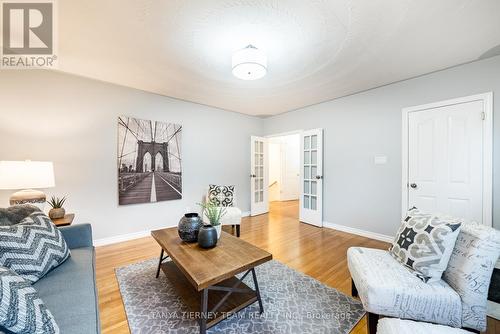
[116,258,365,334]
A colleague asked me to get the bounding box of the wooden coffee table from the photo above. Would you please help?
[151,227,272,334]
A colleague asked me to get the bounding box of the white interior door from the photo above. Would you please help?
[299,129,323,227]
[250,136,269,216]
[406,100,486,223]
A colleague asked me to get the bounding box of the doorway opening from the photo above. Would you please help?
[250,129,323,226]
[268,133,300,219]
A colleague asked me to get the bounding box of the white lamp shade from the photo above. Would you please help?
[0,161,55,190]
[232,45,267,80]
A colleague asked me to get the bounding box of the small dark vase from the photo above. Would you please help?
[178,213,203,243]
[197,225,218,249]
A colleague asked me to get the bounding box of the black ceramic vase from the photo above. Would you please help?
[178,213,203,243]
[197,225,218,249]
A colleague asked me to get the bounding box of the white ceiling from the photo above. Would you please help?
[58,0,500,116]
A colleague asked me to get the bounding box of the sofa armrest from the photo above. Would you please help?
[60,223,93,249]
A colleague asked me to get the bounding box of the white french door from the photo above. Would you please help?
[403,93,493,225]
[299,129,323,227]
[250,136,269,216]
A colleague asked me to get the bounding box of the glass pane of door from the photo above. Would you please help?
[304,136,310,150]
[304,181,310,194]
[311,166,317,179]
[311,181,317,195]
[311,196,317,210]
[311,135,317,149]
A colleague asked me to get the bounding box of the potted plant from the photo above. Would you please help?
[198,200,226,239]
[47,196,67,219]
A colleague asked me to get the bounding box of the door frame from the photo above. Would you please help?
[401,92,493,226]
[266,129,304,139]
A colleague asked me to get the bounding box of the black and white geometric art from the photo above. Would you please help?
[118,116,182,205]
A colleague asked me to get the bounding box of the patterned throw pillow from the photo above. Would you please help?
[207,185,235,207]
[442,223,500,331]
[0,266,59,334]
[389,208,462,282]
[0,212,70,284]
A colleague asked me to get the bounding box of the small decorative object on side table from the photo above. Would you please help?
[47,195,67,219]
[51,213,74,227]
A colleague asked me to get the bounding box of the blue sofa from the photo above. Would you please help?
[1,224,100,333]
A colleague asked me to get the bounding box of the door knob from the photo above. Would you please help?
[315,175,323,180]
[250,174,256,178]
[410,183,417,189]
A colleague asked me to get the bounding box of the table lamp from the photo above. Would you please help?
[0,160,55,209]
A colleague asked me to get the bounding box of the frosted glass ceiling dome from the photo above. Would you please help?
[232,45,267,80]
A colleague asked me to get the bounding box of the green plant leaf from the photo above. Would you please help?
[46,195,67,209]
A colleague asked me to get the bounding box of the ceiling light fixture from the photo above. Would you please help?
[232,45,267,80]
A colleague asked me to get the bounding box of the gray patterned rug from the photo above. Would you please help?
[116,258,364,334]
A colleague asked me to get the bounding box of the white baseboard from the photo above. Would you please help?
[94,211,251,247]
[94,229,151,247]
[323,221,394,243]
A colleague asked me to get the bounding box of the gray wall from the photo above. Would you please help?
[0,70,263,240]
[1,55,498,241]
[264,55,500,235]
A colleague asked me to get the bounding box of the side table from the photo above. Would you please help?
[51,213,75,227]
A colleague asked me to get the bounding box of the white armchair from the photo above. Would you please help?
[348,223,500,334]
[203,187,242,237]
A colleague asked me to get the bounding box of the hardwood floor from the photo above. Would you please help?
[95,200,498,333]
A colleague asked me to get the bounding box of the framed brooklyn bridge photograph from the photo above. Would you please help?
[117,116,182,205]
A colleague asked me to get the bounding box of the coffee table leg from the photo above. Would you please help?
[155,249,164,278]
[200,288,208,334]
[251,268,264,314]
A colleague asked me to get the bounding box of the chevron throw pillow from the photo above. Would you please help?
[0,266,59,333]
[0,211,70,283]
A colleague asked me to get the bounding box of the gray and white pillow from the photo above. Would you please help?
[389,208,462,282]
[0,212,70,283]
[0,266,59,334]
[208,185,235,207]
